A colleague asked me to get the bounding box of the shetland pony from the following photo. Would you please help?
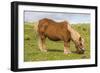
[37,18,85,54]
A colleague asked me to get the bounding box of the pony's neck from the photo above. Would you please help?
[68,24,80,43]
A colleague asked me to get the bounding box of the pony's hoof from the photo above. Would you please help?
[41,49,47,52]
[64,51,71,54]
[64,52,69,55]
[43,50,47,52]
[68,51,72,54]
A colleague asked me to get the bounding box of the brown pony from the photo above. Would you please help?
[37,18,85,54]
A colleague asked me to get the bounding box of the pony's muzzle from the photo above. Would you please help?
[78,48,85,54]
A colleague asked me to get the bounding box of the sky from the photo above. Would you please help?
[24,11,90,24]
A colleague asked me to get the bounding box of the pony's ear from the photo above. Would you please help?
[79,37,82,41]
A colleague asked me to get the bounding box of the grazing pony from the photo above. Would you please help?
[37,18,85,54]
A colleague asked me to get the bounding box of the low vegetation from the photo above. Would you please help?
[24,22,90,62]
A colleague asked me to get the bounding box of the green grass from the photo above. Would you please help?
[24,23,90,62]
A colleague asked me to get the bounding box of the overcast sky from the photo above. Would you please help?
[24,11,90,24]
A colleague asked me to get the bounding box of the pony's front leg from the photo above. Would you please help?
[38,36,47,52]
[64,42,71,54]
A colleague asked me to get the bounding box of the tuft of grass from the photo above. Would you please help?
[24,23,90,62]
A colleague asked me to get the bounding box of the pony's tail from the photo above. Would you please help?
[33,22,39,34]
[33,22,39,41]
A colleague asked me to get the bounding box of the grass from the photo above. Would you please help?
[24,23,90,62]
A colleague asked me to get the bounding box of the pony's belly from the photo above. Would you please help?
[47,36,61,41]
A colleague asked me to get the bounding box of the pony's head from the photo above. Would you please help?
[75,37,85,54]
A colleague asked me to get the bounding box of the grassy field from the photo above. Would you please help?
[24,23,90,62]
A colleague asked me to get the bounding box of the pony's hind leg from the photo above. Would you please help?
[64,42,71,54]
[38,36,47,52]
[38,36,43,51]
[42,37,47,52]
